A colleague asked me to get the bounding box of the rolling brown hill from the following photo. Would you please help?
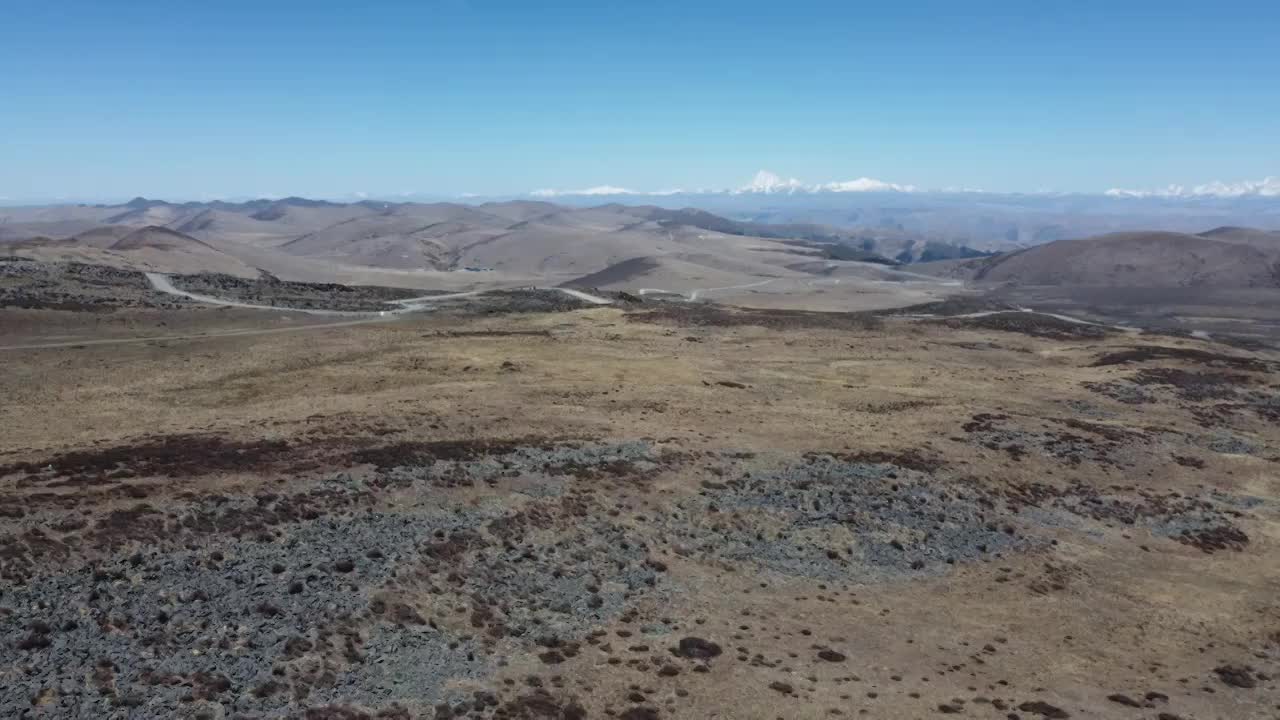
[9,226,259,277]
[1198,225,1280,251]
[109,225,220,252]
[72,225,135,248]
[558,255,771,291]
[0,197,978,306]
[276,203,522,270]
[931,230,1280,288]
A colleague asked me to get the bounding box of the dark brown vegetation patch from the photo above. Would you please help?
[1173,455,1206,469]
[1188,394,1280,428]
[939,312,1111,340]
[627,303,882,331]
[0,434,301,484]
[1,529,73,582]
[496,691,587,720]
[349,437,565,469]
[1082,380,1155,405]
[426,329,553,338]
[0,295,122,312]
[1131,368,1252,402]
[817,448,945,473]
[672,636,722,660]
[880,297,1016,317]
[92,504,167,545]
[961,412,1166,467]
[465,289,595,314]
[1,482,376,582]
[1018,700,1071,718]
[1214,664,1259,689]
[1046,417,1146,444]
[987,473,1253,554]
[1177,525,1250,554]
[1091,345,1273,372]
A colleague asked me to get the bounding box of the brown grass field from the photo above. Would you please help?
[1,299,1278,719]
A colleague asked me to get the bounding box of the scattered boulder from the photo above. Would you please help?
[1214,665,1257,688]
[673,637,722,660]
[1106,694,1141,707]
[1018,700,1070,718]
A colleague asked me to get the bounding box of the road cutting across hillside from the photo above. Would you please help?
[146,272,613,314]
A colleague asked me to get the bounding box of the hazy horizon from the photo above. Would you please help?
[5,169,1280,208]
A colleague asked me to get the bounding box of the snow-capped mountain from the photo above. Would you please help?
[731,171,920,194]
[1106,177,1280,199]
[734,170,809,194]
[525,172,1280,200]
[531,170,918,198]
[817,178,918,193]
[531,185,636,198]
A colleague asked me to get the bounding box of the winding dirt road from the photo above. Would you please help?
[637,278,776,301]
[0,279,614,353]
[145,273,404,317]
[555,288,614,305]
[146,273,613,313]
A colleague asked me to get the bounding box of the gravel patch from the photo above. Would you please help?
[663,454,1028,581]
[168,272,424,312]
[0,510,489,718]
[0,258,183,311]
[0,440,673,717]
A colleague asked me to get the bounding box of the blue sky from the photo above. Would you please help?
[2,0,1278,201]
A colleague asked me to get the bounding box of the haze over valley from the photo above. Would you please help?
[4,186,1280,330]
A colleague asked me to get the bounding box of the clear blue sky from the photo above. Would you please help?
[2,0,1278,201]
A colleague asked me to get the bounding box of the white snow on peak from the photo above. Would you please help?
[530,171,920,197]
[818,177,918,193]
[1105,177,1280,199]
[734,170,917,194]
[736,170,808,194]
[531,185,636,197]
[525,172,1280,199]
[578,185,636,196]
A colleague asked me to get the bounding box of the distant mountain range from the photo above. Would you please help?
[0,197,992,306]
[4,195,1278,306]
[530,170,1280,199]
[0,195,989,265]
[7,171,1279,258]
[520,177,1280,252]
[1104,177,1280,199]
[531,170,921,197]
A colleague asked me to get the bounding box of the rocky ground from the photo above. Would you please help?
[986,285,1280,349]
[0,260,606,318]
[0,258,187,311]
[441,290,597,316]
[0,282,1278,719]
[167,273,428,312]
